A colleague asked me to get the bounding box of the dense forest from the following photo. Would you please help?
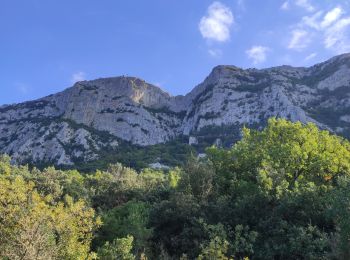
[2,118,350,259]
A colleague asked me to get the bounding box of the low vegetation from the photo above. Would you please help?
[1,118,350,259]
[71,136,195,172]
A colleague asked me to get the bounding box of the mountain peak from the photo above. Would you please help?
[67,75,172,108]
[212,65,242,72]
[1,53,350,166]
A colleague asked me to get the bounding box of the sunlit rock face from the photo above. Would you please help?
[1,53,350,165]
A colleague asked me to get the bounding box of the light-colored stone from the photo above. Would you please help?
[1,53,350,166]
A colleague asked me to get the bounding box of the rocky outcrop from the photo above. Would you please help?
[1,53,350,166]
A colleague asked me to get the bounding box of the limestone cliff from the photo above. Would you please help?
[1,53,350,166]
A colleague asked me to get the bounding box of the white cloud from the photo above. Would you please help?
[302,7,344,30]
[301,11,324,30]
[288,29,311,50]
[71,71,86,83]
[295,0,315,12]
[246,45,270,64]
[321,7,343,28]
[304,52,317,61]
[282,0,314,12]
[199,2,234,42]
[208,48,223,58]
[297,6,350,53]
[324,17,350,53]
[281,1,290,10]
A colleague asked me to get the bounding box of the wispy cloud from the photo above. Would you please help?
[246,45,270,64]
[296,6,350,53]
[304,52,317,61]
[208,48,223,58]
[324,17,350,53]
[199,2,234,42]
[71,71,86,84]
[301,7,343,30]
[288,29,311,50]
[295,0,315,12]
[321,7,343,28]
[301,11,324,30]
[281,1,290,10]
[282,0,314,12]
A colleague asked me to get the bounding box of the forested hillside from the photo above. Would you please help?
[1,118,350,259]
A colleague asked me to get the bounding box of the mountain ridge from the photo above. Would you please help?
[1,53,350,167]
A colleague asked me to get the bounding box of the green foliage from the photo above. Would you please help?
[149,193,212,258]
[0,154,11,175]
[96,201,152,255]
[139,168,166,191]
[168,167,182,188]
[205,118,350,259]
[191,124,242,151]
[0,169,100,260]
[97,235,136,260]
[3,118,350,259]
[208,118,350,192]
[197,237,232,260]
[178,157,215,201]
[328,176,350,259]
[72,136,195,172]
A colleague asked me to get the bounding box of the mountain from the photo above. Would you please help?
[1,53,350,168]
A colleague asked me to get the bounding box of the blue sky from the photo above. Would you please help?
[1,0,350,105]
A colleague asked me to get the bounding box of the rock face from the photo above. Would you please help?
[1,53,350,166]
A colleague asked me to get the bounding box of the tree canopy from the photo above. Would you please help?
[1,118,350,259]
